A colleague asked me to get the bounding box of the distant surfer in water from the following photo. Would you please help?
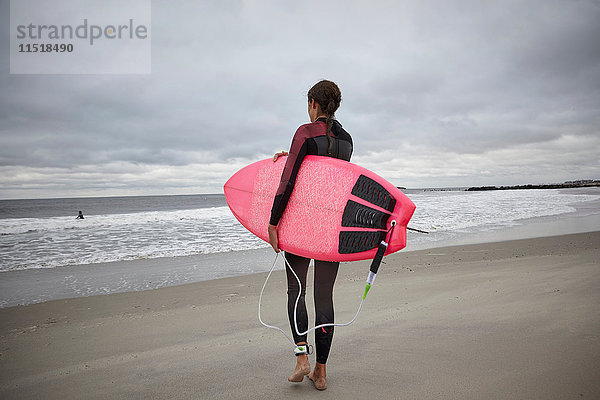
[76,211,84,219]
[269,80,353,390]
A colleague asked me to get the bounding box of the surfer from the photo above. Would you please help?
[268,80,352,391]
[76,211,84,219]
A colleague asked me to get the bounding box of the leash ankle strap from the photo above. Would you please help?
[294,345,309,356]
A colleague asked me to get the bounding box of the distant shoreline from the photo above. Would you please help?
[466,180,600,191]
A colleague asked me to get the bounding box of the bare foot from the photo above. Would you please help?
[308,363,327,390]
[288,355,310,382]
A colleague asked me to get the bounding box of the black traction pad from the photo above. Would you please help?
[341,200,391,230]
[351,175,396,212]
[339,230,387,254]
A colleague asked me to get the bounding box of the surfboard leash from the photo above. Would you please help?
[363,220,396,300]
[258,220,402,353]
[258,252,366,349]
[257,253,298,346]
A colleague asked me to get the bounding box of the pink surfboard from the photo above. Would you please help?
[224,155,416,262]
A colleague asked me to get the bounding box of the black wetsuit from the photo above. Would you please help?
[270,117,353,364]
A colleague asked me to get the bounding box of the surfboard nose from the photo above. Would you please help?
[224,170,253,227]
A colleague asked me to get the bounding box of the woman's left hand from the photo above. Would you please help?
[273,151,288,162]
[268,224,280,253]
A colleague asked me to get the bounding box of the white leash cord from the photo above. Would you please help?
[258,252,365,347]
[257,252,296,345]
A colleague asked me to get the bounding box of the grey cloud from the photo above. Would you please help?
[1,0,599,198]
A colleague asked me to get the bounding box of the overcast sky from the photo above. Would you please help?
[1,0,599,199]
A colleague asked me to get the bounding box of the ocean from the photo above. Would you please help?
[1,188,599,307]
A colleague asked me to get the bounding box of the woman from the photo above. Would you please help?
[268,80,353,390]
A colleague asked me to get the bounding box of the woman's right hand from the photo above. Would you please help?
[273,151,288,162]
[268,224,280,253]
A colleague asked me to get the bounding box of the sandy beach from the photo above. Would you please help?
[1,231,599,399]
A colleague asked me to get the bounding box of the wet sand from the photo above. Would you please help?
[1,232,599,399]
